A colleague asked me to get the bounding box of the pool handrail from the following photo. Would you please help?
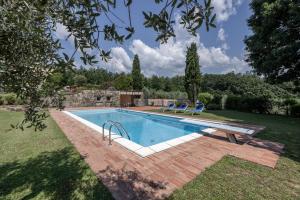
[102,120,130,145]
[112,121,130,140]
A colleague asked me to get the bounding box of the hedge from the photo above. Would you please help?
[291,104,300,117]
[0,96,3,105]
[198,93,214,105]
[225,95,273,114]
[208,94,227,110]
[4,94,17,105]
[0,93,24,105]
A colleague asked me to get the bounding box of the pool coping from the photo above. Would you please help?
[62,108,255,157]
[120,109,257,135]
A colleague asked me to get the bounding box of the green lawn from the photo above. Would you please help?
[0,110,299,200]
[0,111,113,200]
[150,110,300,200]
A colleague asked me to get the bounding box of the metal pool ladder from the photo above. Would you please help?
[102,120,130,145]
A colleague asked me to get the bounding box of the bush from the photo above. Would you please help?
[143,87,187,99]
[0,96,3,105]
[283,98,298,106]
[15,97,25,105]
[291,104,300,117]
[73,75,87,86]
[208,94,226,110]
[225,95,273,114]
[4,94,17,105]
[283,98,298,115]
[206,103,221,110]
[198,92,213,105]
[201,73,293,99]
[250,96,273,114]
[225,95,240,110]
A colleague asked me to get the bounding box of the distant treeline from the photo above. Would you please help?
[54,67,299,99]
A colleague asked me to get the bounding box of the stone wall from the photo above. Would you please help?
[146,99,175,106]
[64,90,144,107]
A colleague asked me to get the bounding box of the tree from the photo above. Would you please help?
[184,43,201,104]
[245,0,300,83]
[73,75,87,86]
[0,0,215,130]
[113,73,132,91]
[131,55,143,91]
[164,77,172,92]
[200,73,292,98]
[150,75,163,91]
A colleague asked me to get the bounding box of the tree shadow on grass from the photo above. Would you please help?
[0,147,113,200]
[98,166,168,200]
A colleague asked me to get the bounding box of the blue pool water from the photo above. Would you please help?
[70,109,207,147]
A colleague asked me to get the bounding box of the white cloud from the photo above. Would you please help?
[55,23,69,39]
[128,17,249,76]
[218,28,229,50]
[221,43,229,50]
[103,47,132,72]
[218,28,226,41]
[55,23,75,46]
[212,0,243,22]
[90,14,249,76]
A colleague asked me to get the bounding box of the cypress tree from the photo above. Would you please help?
[132,54,143,90]
[184,43,201,104]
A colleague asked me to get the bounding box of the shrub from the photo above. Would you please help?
[198,92,213,105]
[283,98,298,115]
[74,75,87,86]
[225,95,273,114]
[225,95,240,110]
[201,73,293,99]
[0,95,3,105]
[271,98,285,115]
[16,97,25,105]
[208,94,226,110]
[143,87,187,100]
[4,94,17,105]
[291,104,300,117]
[206,103,221,110]
[283,98,298,106]
[250,96,273,114]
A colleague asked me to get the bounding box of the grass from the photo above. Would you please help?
[169,156,300,200]
[1,110,299,200]
[0,111,113,200]
[152,109,300,161]
[150,110,300,200]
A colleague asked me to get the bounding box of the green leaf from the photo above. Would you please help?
[63,53,69,61]
[210,14,216,24]
[125,0,132,6]
[177,0,184,8]
[209,23,216,28]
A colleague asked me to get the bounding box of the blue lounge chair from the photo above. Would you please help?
[162,103,175,112]
[174,103,188,113]
[189,102,205,115]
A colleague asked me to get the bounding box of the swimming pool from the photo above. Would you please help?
[64,108,254,157]
[69,109,207,146]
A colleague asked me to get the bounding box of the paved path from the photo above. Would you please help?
[50,108,284,200]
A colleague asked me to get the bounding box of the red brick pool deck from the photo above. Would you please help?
[50,107,284,200]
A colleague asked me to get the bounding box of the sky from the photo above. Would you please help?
[55,0,253,77]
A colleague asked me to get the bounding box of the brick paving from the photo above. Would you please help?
[50,107,284,200]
